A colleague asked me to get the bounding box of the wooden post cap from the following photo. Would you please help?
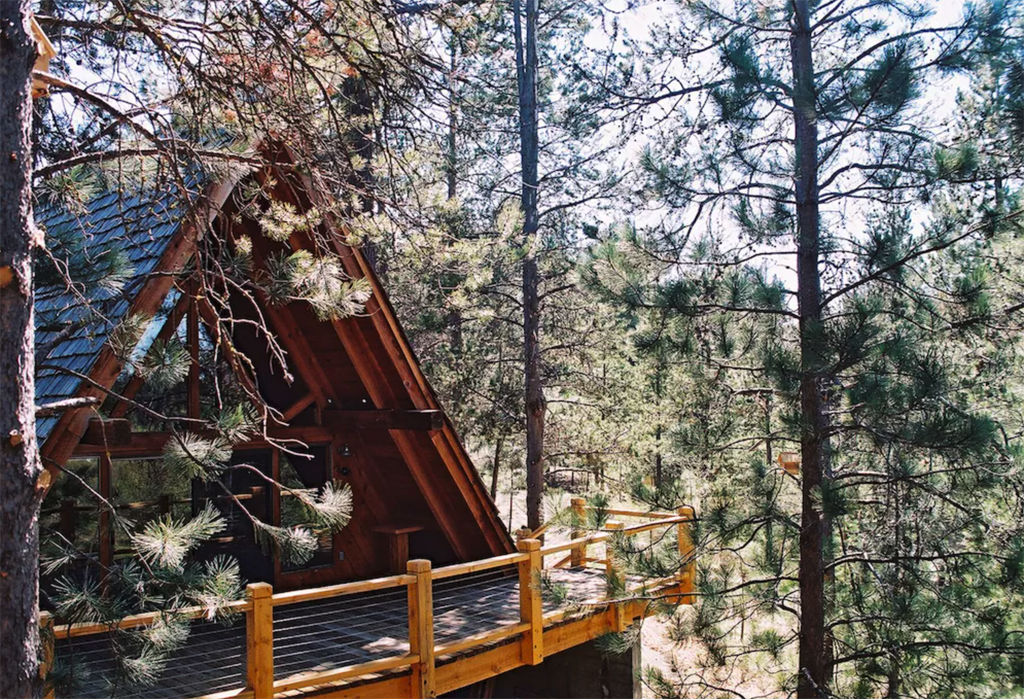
[246,582,273,598]
[517,538,541,552]
[677,506,695,518]
[407,558,432,573]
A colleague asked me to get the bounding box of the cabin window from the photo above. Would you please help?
[41,457,100,555]
[47,443,338,586]
[110,457,192,560]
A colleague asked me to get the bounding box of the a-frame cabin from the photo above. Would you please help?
[36,149,683,699]
[37,149,513,593]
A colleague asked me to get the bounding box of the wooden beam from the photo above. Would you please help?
[281,393,316,422]
[72,425,337,457]
[39,175,239,482]
[327,315,470,560]
[240,221,336,412]
[80,418,131,446]
[270,161,513,557]
[187,291,201,420]
[323,410,442,431]
[570,498,586,567]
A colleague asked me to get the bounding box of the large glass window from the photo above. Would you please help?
[41,457,100,554]
[110,457,192,559]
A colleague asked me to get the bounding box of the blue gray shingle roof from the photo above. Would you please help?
[35,184,194,442]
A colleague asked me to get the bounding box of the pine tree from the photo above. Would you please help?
[1,3,46,696]
[583,1,1024,695]
[22,0,431,691]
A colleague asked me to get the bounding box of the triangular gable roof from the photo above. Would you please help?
[36,155,514,567]
[35,180,197,441]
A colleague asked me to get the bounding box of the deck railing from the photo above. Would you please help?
[41,503,695,699]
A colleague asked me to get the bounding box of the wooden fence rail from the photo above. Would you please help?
[40,504,696,699]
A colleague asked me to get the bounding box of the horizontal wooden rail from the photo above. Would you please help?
[41,505,697,699]
[271,572,414,606]
[273,653,419,693]
[538,516,688,557]
[618,516,688,536]
[52,599,252,640]
[598,508,676,519]
[540,532,611,556]
[434,622,530,657]
[431,552,527,580]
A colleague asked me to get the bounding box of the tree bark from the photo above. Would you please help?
[513,0,545,530]
[653,358,663,488]
[446,37,458,202]
[445,37,463,358]
[0,3,44,697]
[790,1,830,696]
[490,436,503,500]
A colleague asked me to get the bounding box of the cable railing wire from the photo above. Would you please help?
[50,556,624,698]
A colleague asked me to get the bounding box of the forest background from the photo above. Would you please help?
[5,0,1024,697]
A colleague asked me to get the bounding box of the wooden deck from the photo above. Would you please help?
[46,506,696,699]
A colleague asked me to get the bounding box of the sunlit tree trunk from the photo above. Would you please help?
[790,1,829,695]
[0,3,44,696]
[513,0,545,529]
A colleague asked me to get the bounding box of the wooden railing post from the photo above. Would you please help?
[39,611,54,699]
[246,582,274,699]
[604,521,626,631]
[570,497,586,567]
[407,559,435,698]
[517,538,543,665]
[677,506,696,604]
[604,520,624,576]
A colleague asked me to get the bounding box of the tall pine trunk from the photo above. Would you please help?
[0,3,44,697]
[790,1,829,696]
[490,436,503,500]
[513,0,545,530]
[446,38,463,357]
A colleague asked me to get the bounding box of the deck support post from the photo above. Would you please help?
[39,612,54,699]
[407,559,435,698]
[517,538,544,665]
[569,498,586,567]
[677,506,696,604]
[246,582,274,699]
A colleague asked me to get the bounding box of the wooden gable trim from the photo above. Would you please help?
[251,166,502,559]
[329,311,472,560]
[269,160,513,556]
[233,210,338,416]
[109,292,191,418]
[39,176,240,478]
[337,244,513,555]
